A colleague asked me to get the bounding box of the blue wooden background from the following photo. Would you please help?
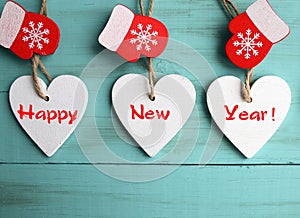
[1,0,300,217]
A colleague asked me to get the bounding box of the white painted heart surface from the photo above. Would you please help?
[9,75,88,157]
[112,74,196,157]
[207,76,291,158]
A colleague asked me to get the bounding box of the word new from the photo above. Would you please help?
[18,104,78,124]
[225,105,276,121]
[131,104,170,120]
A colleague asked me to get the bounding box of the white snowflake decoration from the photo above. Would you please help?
[233,28,263,59]
[22,21,50,50]
[130,23,158,52]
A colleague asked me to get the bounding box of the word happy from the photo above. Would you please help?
[130,104,170,120]
[17,104,78,124]
[225,105,276,121]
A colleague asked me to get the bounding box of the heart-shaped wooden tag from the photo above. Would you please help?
[207,75,291,158]
[112,74,196,157]
[9,75,88,157]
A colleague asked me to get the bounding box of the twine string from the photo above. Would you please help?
[32,0,52,101]
[139,0,154,17]
[40,0,48,16]
[221,0,253,103]
[139,0,145,16]
[221,0,239,18]
[244,68,254,103]
[139,0,156,101]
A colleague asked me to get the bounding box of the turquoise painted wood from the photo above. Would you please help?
[0,0,300,217]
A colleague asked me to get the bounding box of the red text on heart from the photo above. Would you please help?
[17,104,78,124]
[225,105,276,121]
[130,104,170,120]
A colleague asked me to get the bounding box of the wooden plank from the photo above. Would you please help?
[1,164,300,218]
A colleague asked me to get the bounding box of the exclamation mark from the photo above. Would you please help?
[272,107,275,121]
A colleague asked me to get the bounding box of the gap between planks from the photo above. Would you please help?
[0,162,300,166]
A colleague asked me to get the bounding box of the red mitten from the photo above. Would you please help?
[98,4,168,62]
[226,0,289,69]
[0,1,60,59]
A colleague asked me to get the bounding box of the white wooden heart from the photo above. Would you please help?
[207,75,291,158]
[112,74,196,157]
[9,75,88,157]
